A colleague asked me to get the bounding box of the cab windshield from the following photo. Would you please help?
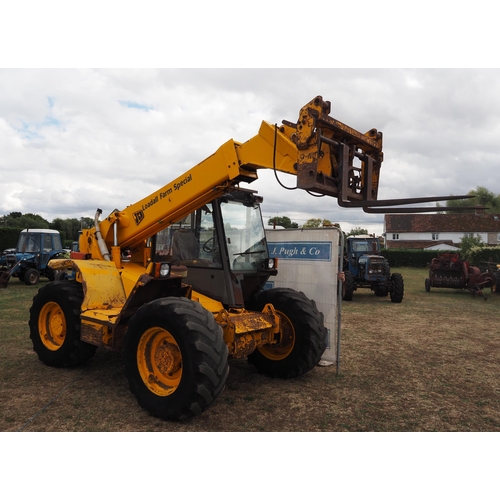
[220,200,268,271]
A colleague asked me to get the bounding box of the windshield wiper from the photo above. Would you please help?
[233,250,265,256]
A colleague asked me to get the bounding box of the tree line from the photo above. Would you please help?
[0,212,94,248]
[267,216,369,236]
[437,186,500,212]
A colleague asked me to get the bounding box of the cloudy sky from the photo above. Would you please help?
[1,68,499,236]
[1,4,498,237]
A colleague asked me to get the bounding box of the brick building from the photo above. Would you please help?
[384,212,500,250]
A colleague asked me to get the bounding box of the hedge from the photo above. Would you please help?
[381,249,442,268]
[0,227,21,251]
[381,248,500,268]
[466,246,500,266]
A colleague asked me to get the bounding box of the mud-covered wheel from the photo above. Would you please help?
[247,288,327,379]
[29,281,97,367]
[425,277,431,292]
[124,297,229,421]
[24,268,39,285]
[390,273,404,303]
[342,270,355,301]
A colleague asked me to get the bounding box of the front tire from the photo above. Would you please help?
[24,268,39,285]
[29,281,97,367]
[124,298,229,421]
[247,288,327,378]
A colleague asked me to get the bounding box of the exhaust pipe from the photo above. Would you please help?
[94,209,111,261]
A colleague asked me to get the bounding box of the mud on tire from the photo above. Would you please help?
[247,287,327,378]
[29,281,97,367]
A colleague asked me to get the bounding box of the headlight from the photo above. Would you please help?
[159,263,170,277]
[152,262,171,278]
[266,258,277,270]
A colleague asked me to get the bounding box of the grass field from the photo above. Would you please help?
[1,267,499,432]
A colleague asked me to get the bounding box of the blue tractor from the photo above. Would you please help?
[342,235,404,303]
[0,229,66,288]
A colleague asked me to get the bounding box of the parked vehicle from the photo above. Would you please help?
[342,235,404,302]
[0,229,65,288]
[425,253,496,299]
[27,96,468,420]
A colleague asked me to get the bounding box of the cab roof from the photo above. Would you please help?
[20,229,60,234]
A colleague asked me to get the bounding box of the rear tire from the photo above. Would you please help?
[247,288,327,378]
[29,281,97,367]
[342,271,355,301]
[425,278,431,292]
[124,297,229,421]
[24,268,39,285]
[390,273,404,303]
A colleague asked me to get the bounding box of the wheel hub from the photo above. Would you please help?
[39,302,66,351]
[137,327,183,396]
[257,312,295,361]
[154,340,182,377]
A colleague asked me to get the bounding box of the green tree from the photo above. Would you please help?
[303,218,322,228]
[459,233,483,261]
[80,217,94,229]
[0,212,50,229]
[347,226,369,236]
[303,218,338,228]
[50,218,84,245]
[268,216,298,229]
[437,186,500,212]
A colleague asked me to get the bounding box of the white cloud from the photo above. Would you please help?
[1,69,500,236]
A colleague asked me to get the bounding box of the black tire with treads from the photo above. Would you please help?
[29,281,97,367]
[247,288,327,378]
[124,297,229,421]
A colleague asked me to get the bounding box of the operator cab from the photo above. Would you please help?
[16,229,63,254]
[154,189,277,308]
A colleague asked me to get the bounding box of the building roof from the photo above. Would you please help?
[385,213,500,233]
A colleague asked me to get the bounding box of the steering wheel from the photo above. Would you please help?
[203,236,217,253]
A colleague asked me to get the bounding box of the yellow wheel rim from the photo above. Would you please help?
[39,302,67,351]
[137,327,183,397]
[257,311,295,361]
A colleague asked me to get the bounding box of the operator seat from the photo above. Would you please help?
[172,229,200,261]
